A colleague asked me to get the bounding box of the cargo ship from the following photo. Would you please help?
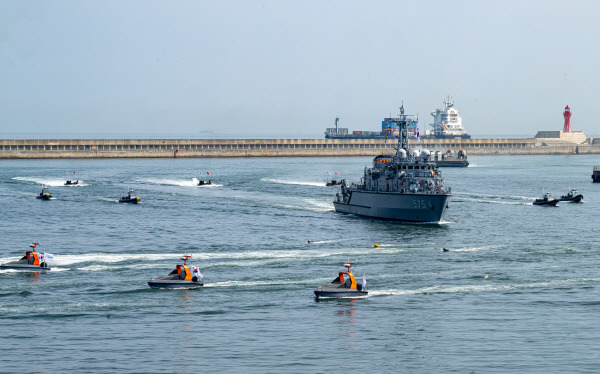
[325,98,470,140]
[324,115,417,140]
[423,97,471,139]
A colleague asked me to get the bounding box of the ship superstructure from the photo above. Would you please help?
[333,105,451,222]
[425,97,471,139]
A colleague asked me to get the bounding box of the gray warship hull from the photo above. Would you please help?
[334,191,450,222]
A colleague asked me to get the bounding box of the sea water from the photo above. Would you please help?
[0,155,599,373]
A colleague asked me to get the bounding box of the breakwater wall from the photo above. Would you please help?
[1,138,600,159]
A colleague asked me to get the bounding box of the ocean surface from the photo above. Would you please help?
[1,155,599,373]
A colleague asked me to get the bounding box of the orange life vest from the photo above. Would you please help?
[26,251,40,265]
[177,264,192,281]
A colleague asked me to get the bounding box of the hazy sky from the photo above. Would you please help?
[1,1,598,138]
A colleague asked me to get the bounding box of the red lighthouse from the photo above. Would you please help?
[563,105,571,133]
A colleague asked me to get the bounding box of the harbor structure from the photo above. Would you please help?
[535,105,586,144]
[563,105,572,133]
[1,137,600,158]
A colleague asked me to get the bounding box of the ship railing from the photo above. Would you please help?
[594,166,600,171]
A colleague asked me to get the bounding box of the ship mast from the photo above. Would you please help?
[395,103,412,157]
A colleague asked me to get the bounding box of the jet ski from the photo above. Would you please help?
[148,254,204,289]
[197,179,212,186]
[533,192,559,206]
[119,190,140,204]
[36,186,52,200]
[64,179,79,186]
[0,242,51,271]
[559,189,583,203]
[326,179,342,186]
[314,261,367,299]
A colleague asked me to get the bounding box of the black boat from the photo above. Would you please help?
[197,180,212,186]
[559,189,583,203]
[314,261,367,299]
[148,254,204,289]
[119,189,140,204]
[593,166,600,183]
[64,180,79,185]
[36,186,52,200]
[326,179,342,186]
[533,192,559,206]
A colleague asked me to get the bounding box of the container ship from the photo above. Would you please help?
[325,97,470,140]
[324,116,418,140]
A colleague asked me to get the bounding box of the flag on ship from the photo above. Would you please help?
[193,267,203,280]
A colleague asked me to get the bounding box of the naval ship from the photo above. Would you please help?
[333,105,451,222]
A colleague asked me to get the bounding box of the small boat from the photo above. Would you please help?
[559,189,583,203]
[533,192,559,206]
[197,179,212,186]
[326,179,342,186]
[36,186,52,200]
[64,180,79,186]
[0,242,51,271]
[119,190,140,204]
[148,254,204,289]
[314,261,367,299]
[592,166,600,183]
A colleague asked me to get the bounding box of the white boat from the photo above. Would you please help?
[425,97,471,139]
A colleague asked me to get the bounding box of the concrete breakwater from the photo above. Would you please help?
[1,137,600,159]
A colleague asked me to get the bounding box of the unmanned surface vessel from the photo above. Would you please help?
[559,189,583,203]
[314,261,367,299]
[0,242,51,271]
[119,190,140,204]
[148,254,203,289]
[333,105,451,222]
[533,192,559,206]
